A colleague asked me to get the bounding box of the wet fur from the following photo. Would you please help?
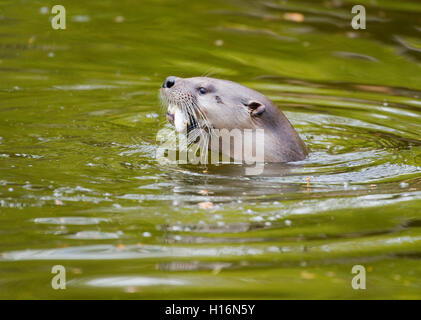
[160,77,308,162]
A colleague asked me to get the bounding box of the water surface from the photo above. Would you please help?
[0,0,421,299]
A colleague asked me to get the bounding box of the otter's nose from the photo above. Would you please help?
[162,76,176,89]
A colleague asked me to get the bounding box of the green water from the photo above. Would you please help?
[1,0,421,299]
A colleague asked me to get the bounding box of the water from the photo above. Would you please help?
[0,0,420,299]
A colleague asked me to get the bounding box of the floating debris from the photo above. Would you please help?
[300,271,316,279]
[284,12,304,23]
[198,201,214,209]
[214,39,224,46]
[114,16,125,23]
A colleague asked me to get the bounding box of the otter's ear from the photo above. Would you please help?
[247,100,266,117]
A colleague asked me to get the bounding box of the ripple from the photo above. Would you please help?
[268,191,421,216]
[66,231,121,240]
[85,276,186,287]
[33,217,109,225]
[52,84,116,91]
[0,244,267,261]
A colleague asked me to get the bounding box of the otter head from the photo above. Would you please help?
[159,76,308,162]
[160,76,269,133]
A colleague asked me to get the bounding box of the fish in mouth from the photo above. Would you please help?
[165,104,199,135]
[160,77,212,146]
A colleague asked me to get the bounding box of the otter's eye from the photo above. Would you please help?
[198,87,208,95]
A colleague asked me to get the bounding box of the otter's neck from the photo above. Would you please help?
[260,107,308,162]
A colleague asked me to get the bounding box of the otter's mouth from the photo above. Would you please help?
[160,85,204,138]
[165,104,199,135]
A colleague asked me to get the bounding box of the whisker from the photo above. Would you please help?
[161,90,214,163]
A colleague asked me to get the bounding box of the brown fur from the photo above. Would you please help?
[160,76,308,162]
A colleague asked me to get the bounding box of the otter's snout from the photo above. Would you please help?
[162,76,176,89]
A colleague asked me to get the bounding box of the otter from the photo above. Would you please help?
[160,76,308,163]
